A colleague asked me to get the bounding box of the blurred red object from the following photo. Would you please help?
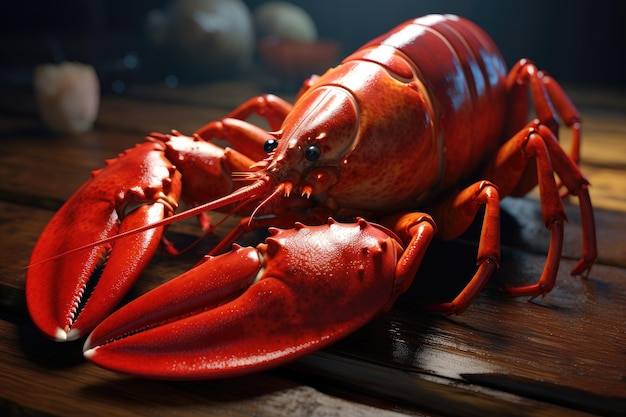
[258,39,340,80]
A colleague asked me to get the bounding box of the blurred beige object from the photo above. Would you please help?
[33,62,99,134]
[254,2,317,42]
[145,0,255,76]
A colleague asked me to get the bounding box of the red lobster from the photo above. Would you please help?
[27,14,596,379]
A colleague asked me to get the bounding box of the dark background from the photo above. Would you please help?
[1,0,625,86]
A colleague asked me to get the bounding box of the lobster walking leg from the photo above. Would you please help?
[379,212,438,308]
[504,59,582,193]
[195,118,275,163]
[479,121,596,295]
[194,93,295,162]
[422,182,502,314]
[221,93,293,131]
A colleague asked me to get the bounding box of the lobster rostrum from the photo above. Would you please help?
[27,14,597,379]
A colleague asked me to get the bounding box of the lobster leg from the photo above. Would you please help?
[423,182,502,314]
[479,121,596,295]
[379,212,438,309]
[194,118,275,165]
[419,111,595,311]
[504,59,582,191]
[193,93,294,163]
[222,93,293,131]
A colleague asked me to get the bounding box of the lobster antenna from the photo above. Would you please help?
[27,178,272,268]
[162,196,254,256]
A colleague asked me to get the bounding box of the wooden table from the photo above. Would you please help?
[1,80,625,417]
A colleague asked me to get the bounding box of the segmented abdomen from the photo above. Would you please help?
[359,14,509,191]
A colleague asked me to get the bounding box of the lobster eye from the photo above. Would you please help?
[264,139,278,153]
[304,145,321,161]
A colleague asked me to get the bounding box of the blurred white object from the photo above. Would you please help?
[33,62,99,134]
[254,1,317,43]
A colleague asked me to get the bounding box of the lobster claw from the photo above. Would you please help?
[84,219,404,379]
[26,141,182,341]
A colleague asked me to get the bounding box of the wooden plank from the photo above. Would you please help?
[0,202,49,315]
[1,127,146,207]
[0,315,419,417]
[327,249,626,401]
[294,353,615,417]
[499,198,626,268]
[94,95,231,135]
[577,114,626,212]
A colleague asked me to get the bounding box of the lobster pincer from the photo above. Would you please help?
[26,129,269,342]
[83,216,435,379]
[26,140,182,341]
